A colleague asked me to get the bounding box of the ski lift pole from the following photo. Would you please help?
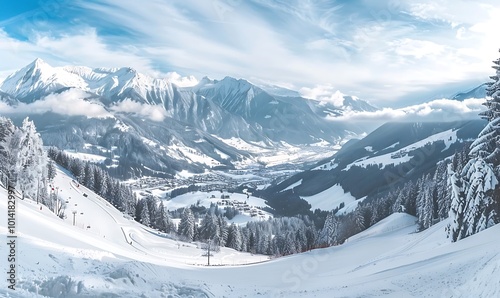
[207,238,211,266]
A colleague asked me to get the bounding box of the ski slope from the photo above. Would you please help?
[1,167,500,297]
[300,184,356,211]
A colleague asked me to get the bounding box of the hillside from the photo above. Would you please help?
[1,167,500,297]
[261,120,486,212]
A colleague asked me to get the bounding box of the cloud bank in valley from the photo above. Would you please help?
[329,98,486,122]
[0,89,111,118]
[110,99,167,122]
[0,89,168,122]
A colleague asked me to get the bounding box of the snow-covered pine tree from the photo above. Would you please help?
[93,167,104,195]
[392,188,405,213]
[448,51,500,241]
[417,174,435,231]
[47,158,57,181]
[199,210,220,242]
[155,201,174,233]
[435,161,451,220]
[145,195,158,225]
[462,159,498,236]
[467,51,500,165]
[0,117,18,185]
[226,223,242,250]
[217,214,228,247]
[140,201,151,227]
[82,163,95,191]
[178,208,195,241]
[15,118,47,200]
[318,212,338,246]
[355,205,372,231]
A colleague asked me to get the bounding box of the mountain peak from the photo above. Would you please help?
[452,83,488,101]
[24,58,53,73]
[0,58,86,102]
[32,57,47,66]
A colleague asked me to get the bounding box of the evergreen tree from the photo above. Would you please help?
[226,223,242,250]
[145,195,158,225]
[318,212,338,246]
[355,205,372,231]
[435,161,451,220]
[448,52,500,241]
[93,167,104,195]
[217,215,228,247]
[15,118,47,200]
[47,159,57,181]
[199,210,220,242]
[178,208,195,241]
[462,159,498,235]
[417,174,434,230]
[82,163,94,191]
[469,119,500,166]
[0,117,18,185]
[155,201,174,233]
[140,201,151,227]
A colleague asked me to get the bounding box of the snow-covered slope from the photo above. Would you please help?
[2,169,499,297]
[300,184,356,211]
[263,120,485,211]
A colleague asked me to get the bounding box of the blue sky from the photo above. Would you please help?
[0,0,499,106]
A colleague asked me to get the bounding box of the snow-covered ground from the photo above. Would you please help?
[300,184,356,211]
[163,190,272,223]
[216,137,342,168]
[337,196,367,215]
[63,151,108,163]
[1,167,499,297]
[344,129,459,170]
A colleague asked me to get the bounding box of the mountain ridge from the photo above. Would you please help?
[0,59,377,177]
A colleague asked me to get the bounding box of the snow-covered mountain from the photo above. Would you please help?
[1,58,88,102]
[452,83,488,101]
[0,59,377,176]
[260,120,486,212]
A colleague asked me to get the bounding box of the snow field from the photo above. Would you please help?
[300,184,356,211]
[1,168,499,297]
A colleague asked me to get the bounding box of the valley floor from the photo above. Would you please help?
[1,169,499,297]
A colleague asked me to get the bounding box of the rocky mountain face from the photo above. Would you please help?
[0,59,377,177]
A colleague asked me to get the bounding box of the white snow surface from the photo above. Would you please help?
[1,167,500,297]
[337,196,367,215]
[300,184,356,211]
[63,151,107,163]
[283,179,303,191]
[345,129,459,170]
[216,137,340,168]
[163,191,271,223]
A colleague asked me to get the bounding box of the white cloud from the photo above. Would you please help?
[165,72,198,87]
[110,99,166,122]
[299,85,346,107]
[0,89,111,118]
[0,89,169,122]
[390,38,445,59]
[330,97,486,122]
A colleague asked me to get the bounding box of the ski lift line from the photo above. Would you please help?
[66,175,150,248]
[67,178,123,225]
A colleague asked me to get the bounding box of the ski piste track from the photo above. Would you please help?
[67,176,186,259]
